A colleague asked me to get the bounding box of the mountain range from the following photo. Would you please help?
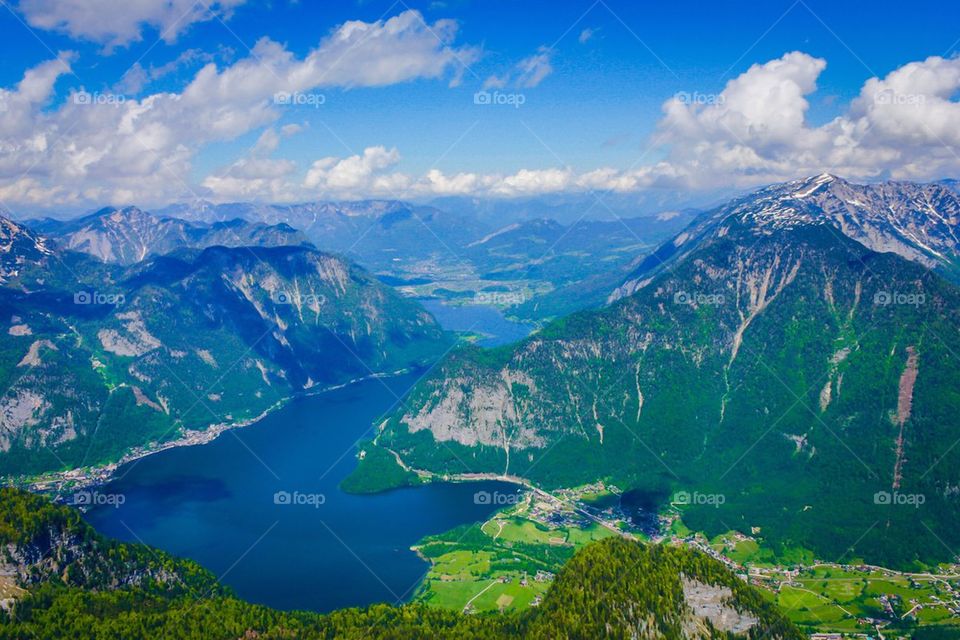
[0,215,448,477]
[5,174,960,567]
[369,174,960,568]
[30,206,309,265]
[154,199,694,321]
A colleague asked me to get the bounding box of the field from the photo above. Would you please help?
[674,525,960,635]
[413,492,616,613]
[773,566,960,633]
[414,493,960,632]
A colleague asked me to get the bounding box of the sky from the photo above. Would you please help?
[1,0,959,214]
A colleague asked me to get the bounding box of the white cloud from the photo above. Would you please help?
[201,157,297,201]
[653,51,960,187]
[5,43,960,210]
[304,146,404,192]
[0,10,477,211]
[578,28,597,44]
[483,46,554,89]
[19,0,248,51]
[195,52,960,202]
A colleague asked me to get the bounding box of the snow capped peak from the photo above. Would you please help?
[0,213,53,283]
[613,175,960,303]
[723,175,960,266]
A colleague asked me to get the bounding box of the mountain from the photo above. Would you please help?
[0,228,449,478]
[614,174,960,300]
[0,487,223,596]
[0,217,53,284]
[35,206,309,265]
[369,175,960,568]
[939,178,960,196]
[159,199,694,322]
[0,487,803,639]
[157,199,488,272]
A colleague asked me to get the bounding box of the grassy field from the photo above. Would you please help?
[686,526,960,635]
[413,493,616,614]
[707,529,815,567]
[761,565,960,634]
[415,498,960,632]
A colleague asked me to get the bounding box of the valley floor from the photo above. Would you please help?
[382,448,960,637]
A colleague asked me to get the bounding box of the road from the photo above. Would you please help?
[384,449,633,539]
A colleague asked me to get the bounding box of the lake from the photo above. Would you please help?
[84,371,520,613]
[418,298,534,347]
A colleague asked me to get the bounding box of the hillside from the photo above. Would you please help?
[0,230,449,478]
[371,176,960,568]
[0,488,802,640]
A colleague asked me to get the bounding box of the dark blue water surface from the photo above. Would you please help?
[84,372,518,612]
[418,299,533,347]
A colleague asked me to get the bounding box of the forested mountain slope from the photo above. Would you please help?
[375,176,960,568]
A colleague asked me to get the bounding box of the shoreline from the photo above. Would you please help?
[10,368,413,497]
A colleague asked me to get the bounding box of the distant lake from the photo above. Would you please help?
[418,299,534,347]
[84,372,519,613]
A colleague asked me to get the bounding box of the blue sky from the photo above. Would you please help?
[1,0,959,212]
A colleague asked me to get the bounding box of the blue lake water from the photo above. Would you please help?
[84,372,519,612]
[418,299,534,347]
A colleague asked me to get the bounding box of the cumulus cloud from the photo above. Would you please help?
[654,51,960,187]
[19,0,248,51]
[201,158,297,201]
[4,43,960,209]
[0,10,477,210]
[304,146,404,193]
[195,52,960,200]
[213,49,960,202]
[200,125,304,200]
